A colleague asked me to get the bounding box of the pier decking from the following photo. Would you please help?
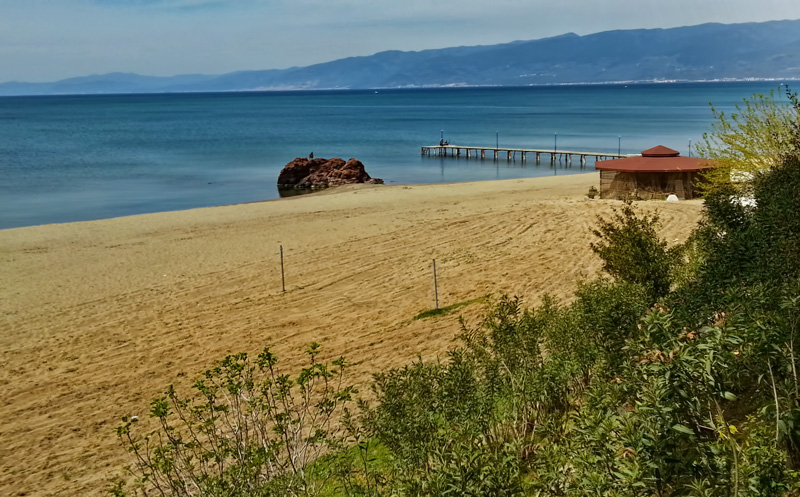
[421,144,637,165]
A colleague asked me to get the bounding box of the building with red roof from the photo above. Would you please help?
[595,146,714,200]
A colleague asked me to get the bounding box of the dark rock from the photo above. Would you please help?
[277,157,383,189]
[276,157,327,187]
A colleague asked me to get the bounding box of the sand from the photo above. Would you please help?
[0,173,704,496]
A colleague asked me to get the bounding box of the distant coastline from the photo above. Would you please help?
[2,19,799,97]
[257,78,800,92]
[1,79,797,99]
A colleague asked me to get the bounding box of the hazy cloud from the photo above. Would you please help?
[1,0,798,82]
[92,0,232,12]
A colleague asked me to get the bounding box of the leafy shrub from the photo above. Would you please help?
[114,343,356,497]
[570,279,650,369]
[695,87,800,193]
[674,153,800,324]
[590,201,678,300]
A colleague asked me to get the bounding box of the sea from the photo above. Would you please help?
[0,82,789,229]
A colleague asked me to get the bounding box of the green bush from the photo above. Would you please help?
[673,153,800,324]
[590,201,678,300]
[114,343,356,497]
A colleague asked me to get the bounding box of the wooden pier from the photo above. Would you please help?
[421,144,637,166]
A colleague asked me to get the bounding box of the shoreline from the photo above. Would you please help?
[0,172,704,496]
[0,172,593,231]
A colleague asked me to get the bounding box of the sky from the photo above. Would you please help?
[2,0,800,83]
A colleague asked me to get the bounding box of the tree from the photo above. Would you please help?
[695,86,800,192]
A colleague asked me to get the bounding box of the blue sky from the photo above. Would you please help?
[2,0,799,83]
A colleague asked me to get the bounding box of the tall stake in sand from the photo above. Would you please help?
[281,245,286,293]
[433,259,439,310]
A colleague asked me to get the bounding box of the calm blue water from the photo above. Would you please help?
[0,82,787,228]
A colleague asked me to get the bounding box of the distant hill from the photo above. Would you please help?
[2,19,799,96]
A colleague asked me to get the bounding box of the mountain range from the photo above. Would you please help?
[2,19,799,96]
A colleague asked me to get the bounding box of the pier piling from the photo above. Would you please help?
[421,144,636,164]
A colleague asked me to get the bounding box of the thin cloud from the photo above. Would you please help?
[1,0,799,82]
[92,0,232,12]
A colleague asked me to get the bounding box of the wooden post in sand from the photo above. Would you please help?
[432,259,439,309]
[280,245,286,292]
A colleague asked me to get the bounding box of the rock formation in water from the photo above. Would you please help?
[277,157,383,189]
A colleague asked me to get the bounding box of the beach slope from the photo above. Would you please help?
[0,173,703,496]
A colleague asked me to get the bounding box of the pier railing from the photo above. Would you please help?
[421,144,638,165]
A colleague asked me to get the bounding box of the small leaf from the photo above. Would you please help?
[722,391,737,401]
[672,424,694,435]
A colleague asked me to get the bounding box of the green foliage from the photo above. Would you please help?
[749,154,800,280]
[591,201,678,300]
[695,86,800,193]
[571,279,650,361]
[114,343,357,497]
[672,154,800,323]
[319,430,388,497]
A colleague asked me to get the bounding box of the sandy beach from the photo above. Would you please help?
[0,173,704,496]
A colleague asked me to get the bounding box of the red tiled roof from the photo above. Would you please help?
[595,145,714,173]
[641,145,680,157]
[595,156,713,173]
